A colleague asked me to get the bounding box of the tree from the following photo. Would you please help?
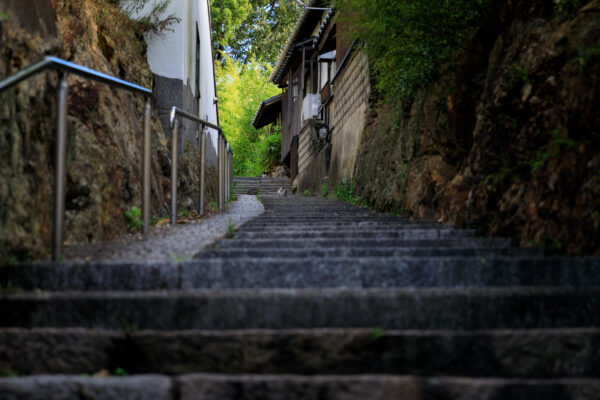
[210,0,302,65]
[216,57,281,176]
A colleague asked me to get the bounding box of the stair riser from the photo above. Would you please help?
[235,230,477,240]
[0,375,598,400]
[216,238,515,249]
[3,259,597,291]
[2,328,599,377]
[2,288,599,330]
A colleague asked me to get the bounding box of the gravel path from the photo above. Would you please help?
[64,195,264,262]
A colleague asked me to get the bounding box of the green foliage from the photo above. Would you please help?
[209,201,219,212]
[124,206,143,232]
[225,218,237,239]
[0,12,9,21]
[554,0,588,17]
[120,317,138,335]
[210,0,302,65]
[510,63,532,85]
[170,253,191,263]
[573,43,600,72]
[113,367,128,376]
[179,209,190,217]
[320,183,330,197]
[216,57,281,176]
[530,127,574,172]
[371,327,385,340]
[335,179,363,205]
[338,0,493,107]
[303,189,311,196]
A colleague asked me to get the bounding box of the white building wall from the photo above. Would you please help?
[134,0,220,159]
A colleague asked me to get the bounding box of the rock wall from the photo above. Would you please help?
[0,0,218,261]
[354,0,600,255]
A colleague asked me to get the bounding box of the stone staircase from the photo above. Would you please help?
[233,176,293,195]
[1,195,599,399]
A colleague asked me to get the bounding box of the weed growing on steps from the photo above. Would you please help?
[320,183,329,197]
[225,218,238,239]
[124,206,143,232]
[179,209,190,217]
[170,253,191,263]
[120,317,138,335]
[371,327,385,341]
[335,179,365,206]
[113,367,128,377]
[303,189,311,196]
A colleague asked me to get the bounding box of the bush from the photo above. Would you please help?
[338,0,493,108]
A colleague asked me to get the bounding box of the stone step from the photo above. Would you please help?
[2,287,599,330]
[239,222,454,231]
[2,327,599,377]
[0,374,598,400]
[198,246,543,258]
[3,257,597,291]
[234,229,478,240]
[215,237,516,248]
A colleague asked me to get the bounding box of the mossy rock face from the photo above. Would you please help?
[354,0,600,256]
[0,0,217,262]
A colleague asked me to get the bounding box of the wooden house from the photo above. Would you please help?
[252,0,371,192]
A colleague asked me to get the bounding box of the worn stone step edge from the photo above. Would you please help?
[2,287,600,330]
[5,257,596,291]
[0,375,598,400]
[234,230,478,240]
[215,237,517,249]
[2,327,599,377]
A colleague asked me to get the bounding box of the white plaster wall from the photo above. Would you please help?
[134,0,220,153]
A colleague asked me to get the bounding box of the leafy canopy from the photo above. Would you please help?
[210,0,302,65]
[217,57,281,176]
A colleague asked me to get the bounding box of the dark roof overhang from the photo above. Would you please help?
[251,93,283,129]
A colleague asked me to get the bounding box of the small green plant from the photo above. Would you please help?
[320,183,329,197]
[225,218,237,239]
[529,127,574,172]
[0,369,19,377]
[124,206,143,232]
[179,209,190,217]
[120,317,138,335]
[510,63,532,85]
[573,43,600,72]
[170,253,191,263]
[256,194,262,203]
[303,189,311,196]
[371,327,385,341]
[113,367,128,377]
[335,179,363,205]
[208,201,219,212]
[0,12,9,21]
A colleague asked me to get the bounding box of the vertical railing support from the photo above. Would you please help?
[170,119,180,224]
[218,132,224,211]
[52,72,68,262]
[229,150,233,199]
[224,143,229,202]
[142,96,151,234]
[200,126,206,215]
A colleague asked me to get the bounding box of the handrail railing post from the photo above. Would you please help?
[171,118,180,224]
[142,97,151,234]
[218,132,224,211]
[200,126,206,215]
[52,72,68,261]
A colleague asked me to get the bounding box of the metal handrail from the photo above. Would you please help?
[0,56,153,261]
[169,106,232,224]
